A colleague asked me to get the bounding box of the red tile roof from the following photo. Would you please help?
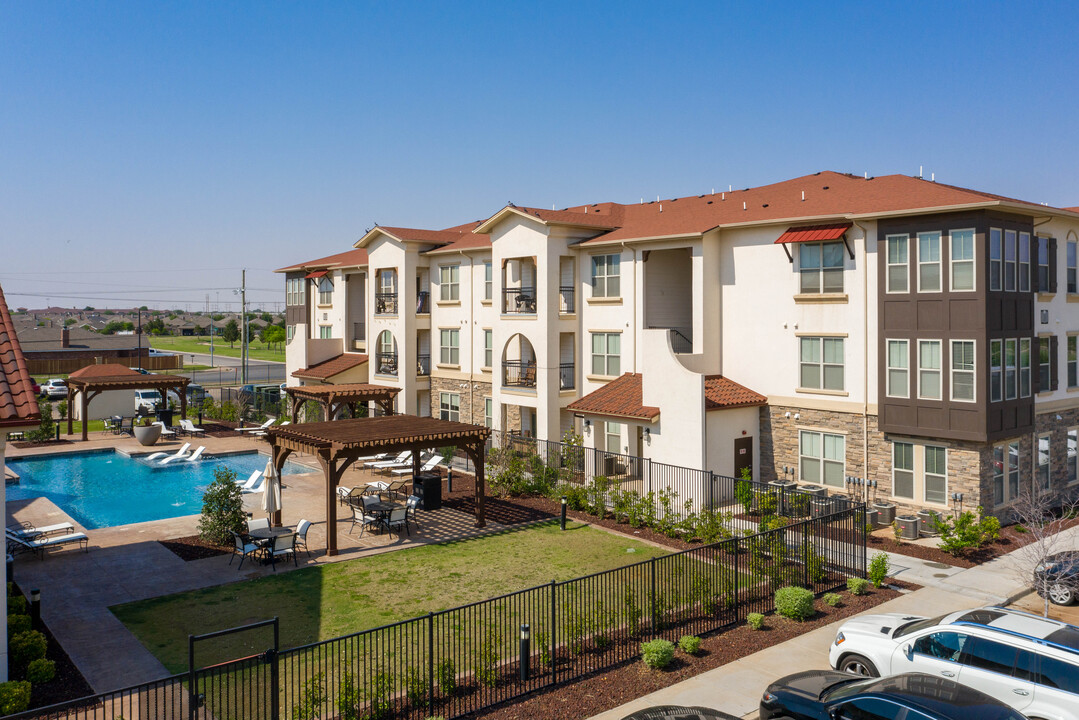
[703,375,767,410]
[292,353,369,381]
[0,284,41,428]
[566,374,660,421]
[276,248,369,273]
[774,222,852,245]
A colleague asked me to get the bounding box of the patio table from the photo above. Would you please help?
[248,526,294,563]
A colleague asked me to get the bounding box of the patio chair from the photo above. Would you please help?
[160,445,204,465]
[229,531,261,570]
[147,442,191,463]
[336,486,364,506]
[173,446,206,464]
[152,421,177,439]
[348,499,380,537]
[101,418,117,435]
[405,495,421,530]
[381,507,409,537]
[7,522,75,540]
[247,517,270,533]
[364,477,409,499]
[179,419,205,437]
[364,451,410,469]
[354,452,388,464]
[390,454,443,477]
[268,533,297,570]
[235,419,274,434]
[242,477,266,495]
[236,470,263,491]
[6,530,89,559]
[371,452,423,475]
[295,519,311,557]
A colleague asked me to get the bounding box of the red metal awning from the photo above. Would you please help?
[774,222,852,244]
[305,270,328,279]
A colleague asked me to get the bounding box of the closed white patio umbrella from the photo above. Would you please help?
[261,458,282,519]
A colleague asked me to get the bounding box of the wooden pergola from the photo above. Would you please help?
[265,415,491,556]
[65,365,191,441]
[284,383,401,423]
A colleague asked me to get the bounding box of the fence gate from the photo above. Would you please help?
[188,618,280,720]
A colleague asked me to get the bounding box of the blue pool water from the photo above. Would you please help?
[7,450,312,529]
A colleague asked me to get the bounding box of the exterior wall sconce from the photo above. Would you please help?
[793,413,800,420]
[784,411,791,418]
[643,427,651,443]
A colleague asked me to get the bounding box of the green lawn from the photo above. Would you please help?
[112,520,670,673]
[150,336,285,363]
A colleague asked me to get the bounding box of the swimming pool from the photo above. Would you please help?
[7,450,313,530]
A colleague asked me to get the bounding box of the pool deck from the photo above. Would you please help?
[5,431,501,693]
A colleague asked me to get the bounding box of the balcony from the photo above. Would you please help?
[416,354,430,377]
[375,292,398,315]
[648,326,693,354]
[559,286,575,314]
[503,360,537,388]
[416,291,430,314]
[351,322,366,351]
[502,287,536,315]
[376,352,398,377]
[559,362,575,390]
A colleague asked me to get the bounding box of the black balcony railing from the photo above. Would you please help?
[503,360,537,387]
[375,292,398,315]
[648,325,693,354]
[416,291,430,314]
[559,362,575,389]
[376,351,398,376]
[416,354,430,377]
[559,285,575,314]
[502,287,536,314]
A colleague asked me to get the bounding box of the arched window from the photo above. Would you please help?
[318,277,333,305]
[376,331,398,376]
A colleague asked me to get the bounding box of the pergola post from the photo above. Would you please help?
[271,445,292,528]
[80,389,90,442]
[318,453,344,556]
[466,442,486,528]
[66,387,74,437]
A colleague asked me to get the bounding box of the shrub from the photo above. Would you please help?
[803,544,827,583]
[9,630,47,674]
[337,673,360,720]
[774,586,815,621]
[868,552,890,587]
[790,493,811,517]
[678,635,702,655]
[404,666,425,705]
[935,507,1000,556]
[536,631,551,666]
[735,478,754,515]
[7,595,26,615]
[474,636,500,688]
[891,520,903,542]
[757,491,778,517]
[823,592,842,607]
[7,614,31,636]
[197,467,246,545]
[746,613,765,630]
[26,657,56,684]
[7,582,15,597]
[436,659,456,695]
[0,681,30,715]
[847,577,870,595]
[367,669,394,719]
[640,639,675,669]
[27,401,54,442]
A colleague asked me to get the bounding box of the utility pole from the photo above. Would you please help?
[137,308,143,371]
[241,268,248,385]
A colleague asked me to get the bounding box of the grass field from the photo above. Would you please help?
[112,521,670,673]
[150,335,285,363]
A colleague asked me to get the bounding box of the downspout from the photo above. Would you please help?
[853,220,870,497]
[621,241,637,373]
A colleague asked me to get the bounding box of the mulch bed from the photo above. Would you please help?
[159,535,232,561]
[465,585,902,720]
[10,439,75,449]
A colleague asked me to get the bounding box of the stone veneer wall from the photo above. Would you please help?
[428,377,492,426]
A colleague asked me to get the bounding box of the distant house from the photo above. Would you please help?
[16,326,160,374]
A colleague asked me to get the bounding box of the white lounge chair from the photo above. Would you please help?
[147,442,192,463]
[365,451,410,469]
[6,530,89,558]
[179,419,205,437]
[7,522,75,540]
[183,446,207,463]
[153,421,177,438]
[241,477,266,494]
[161,445,205,465]
[236,470,263,491]
[364,477,410,498]
[235,419,274,434]
[390,455,443,477]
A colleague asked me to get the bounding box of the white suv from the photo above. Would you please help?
[829,606,1079,720]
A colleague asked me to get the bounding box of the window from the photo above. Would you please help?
[925,446,947,504]
[989,228,1002,291]
[951,340,975,401]
[591,255,621,298]
[799,241,844,293]
[1038,655,1079,695]
[1019,232,1031,293]
[800,430,845,488]
[317,277,333,305]
[591,333,621,376]
[318,325,332,339]
[439,328,459,366]
[912,631,967,662]
[1068,429,1078,485]
[961,637,1019,676]
[439,265,460,301]
[918,340,942,400]
[800,337,844,391]
[1004,230,1017,291]
[893,442,914,499]
[286,277,304,306]
[484,261,493,301]
[483,330,492,369]
[1069,337,1078,388]
[1038,236,1050,291]
[1069,240,1077,294]
[1039,337,1052,392]
[604,422,622,454]
[1037,433,1050,492]
[286,325,294,342]
[438,392,460,422]
[950,229,975,291]
[886,340,909,397]
[1020,338,1032,398]
[990,340,1002,402]
[918,232,941,292]
[839,698,904,720]
[1005,339,1017,400]
[886,235,909,293]
[378,269,396,294]
[993,441,1021,506]
[483,397,493,428]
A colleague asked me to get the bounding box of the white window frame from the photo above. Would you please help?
[886,235,909,294]
[892,441,915,500]
[989,228,1002,291]
[603,421,623,455]
[1037,432,1051,492]
[799,430,845,489]
[799,337,844,392]
[949,228,975,292]
[1004,230,1017,292]
[917,339,942,400]
[1037,235,1051,292]
[924,445,948,505]
[286,325,294,342]
[1020,338,1031,398]
[1068,240,1078,294]
[484,261,493,301]
[318,325,332,339]
[1068,428,1078,485]
[992,441,1022,507]
[483,329,492,369]
[439,328,460,366]
[886,339,909,398]
[591,255,621,298]
[378,268,396,294]
[1019,231,1031,293]
[484,397,493,428]
[286,277,304,306]
[439,392,460,422]
[950,340,975,402]
[1069,336,1078,389]
[990,339,1002,403]
[917,231,942,292]
[1005,338,1017,401]
[799,241,845,294]
[317,277,333,305]
[591,332,621,377]
[439,265,460,302]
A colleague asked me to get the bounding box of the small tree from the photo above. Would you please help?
[1008,487,1079,616]
[221,319,240,348]
[197,467,246,545]
[28,401,54,442]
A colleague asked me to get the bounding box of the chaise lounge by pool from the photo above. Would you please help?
[8,450,312,530]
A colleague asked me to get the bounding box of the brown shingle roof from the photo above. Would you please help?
[68,363,143,379]
[0,284,40,428]
[276,248,369,273]
[566,374,660,421]
[703,375,767,410]
[292,353,369,381]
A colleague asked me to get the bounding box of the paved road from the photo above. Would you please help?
[176,351,285,385]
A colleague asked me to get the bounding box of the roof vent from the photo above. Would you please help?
[762,204,769,208]
[823,186,830,190]
[707,201,713,205]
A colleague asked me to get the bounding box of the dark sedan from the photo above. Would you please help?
[760,671,1029,720]
[1034,551,1079,605]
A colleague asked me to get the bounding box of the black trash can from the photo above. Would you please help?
[413,473,442,511]
[155,408,174,428]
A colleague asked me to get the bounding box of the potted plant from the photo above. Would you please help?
[132,416,162,446]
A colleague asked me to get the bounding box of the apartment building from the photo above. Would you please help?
[277,171,1079,517]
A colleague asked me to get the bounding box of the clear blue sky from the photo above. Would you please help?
[2,1,1078,311]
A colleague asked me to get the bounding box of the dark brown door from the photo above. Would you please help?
[734,436,753,480]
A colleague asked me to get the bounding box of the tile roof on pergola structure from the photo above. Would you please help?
[284,383,401,423]
[264,415,491,556]
[65,364,191,441]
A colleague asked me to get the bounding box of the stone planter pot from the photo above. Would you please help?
[132,423,162,447]
[872,501,896,527]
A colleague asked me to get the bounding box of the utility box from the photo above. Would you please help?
[413,473,442,511]
[896,515,921,540]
